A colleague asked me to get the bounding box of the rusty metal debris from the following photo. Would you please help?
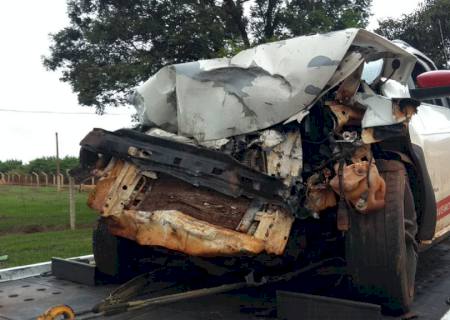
[330,161,386,214]
[305,170,337,213]
[86,151,293,256]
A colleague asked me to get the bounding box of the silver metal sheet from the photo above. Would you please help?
[133,29,416,141]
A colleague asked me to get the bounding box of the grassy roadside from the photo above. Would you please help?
[0,185,97,268]
[0,185,97,234]
[0,229,93,268]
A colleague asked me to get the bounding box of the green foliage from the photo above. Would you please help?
[0,156,79,174]
[0,159,23,173]
[31,156,79,174]
[250,0,372,43]
[376,0,450,69]
[44,0,372,111]
[44,0,232,112]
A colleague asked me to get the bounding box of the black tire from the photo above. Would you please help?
[345,159,418,314]
[92,218,150,281]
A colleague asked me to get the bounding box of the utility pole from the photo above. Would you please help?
[55,132,61,191]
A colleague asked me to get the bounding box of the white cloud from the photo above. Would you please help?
[368,0,423,30]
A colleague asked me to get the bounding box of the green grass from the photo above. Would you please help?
[0,185,97,268]
[0,185,97,234]
[0,229,92,268]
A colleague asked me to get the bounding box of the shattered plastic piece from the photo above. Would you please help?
[357,93,418,129]
[266,131,303,186]
[357,93,398,128]
[259,129,285,150]
[381,78,411,99]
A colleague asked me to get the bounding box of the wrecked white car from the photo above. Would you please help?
[75,28,450,313]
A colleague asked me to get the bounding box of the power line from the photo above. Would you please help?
[0,108,131,116]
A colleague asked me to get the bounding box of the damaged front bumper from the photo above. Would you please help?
[79,129,294,256]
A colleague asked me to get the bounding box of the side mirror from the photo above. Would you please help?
[410,71,450,100]
[417,70,450,88]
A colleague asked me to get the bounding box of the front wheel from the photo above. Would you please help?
[345,159,418,314]
[93,218,170,281]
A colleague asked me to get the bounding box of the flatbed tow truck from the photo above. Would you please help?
[2,235,450,320]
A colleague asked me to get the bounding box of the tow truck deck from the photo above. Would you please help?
[2,237,450,320]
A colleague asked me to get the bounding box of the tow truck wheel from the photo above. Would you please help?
[345,159,418,314]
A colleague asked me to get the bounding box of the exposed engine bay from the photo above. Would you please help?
[75,28,420,266]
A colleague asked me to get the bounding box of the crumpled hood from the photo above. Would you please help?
[133,28,416,141]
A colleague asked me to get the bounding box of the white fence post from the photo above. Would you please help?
[32,172,39,186]
[41,172,48,186]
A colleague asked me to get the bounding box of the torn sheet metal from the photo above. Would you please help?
[106,208,293,256]
[89,159,294,256]
[356,91,418,131]
[381,78,411,99]
[356,93,398,128]
[133,29,416,141]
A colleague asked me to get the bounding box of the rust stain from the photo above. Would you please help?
[327,102,364,132]
[330,161,386,214]
[305,171,337,213]
[88,159,125,212]
[105,209,291,256]
[91,158,294,256]
[138,174,249,230]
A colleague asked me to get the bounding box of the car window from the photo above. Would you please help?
[361,59,384,85]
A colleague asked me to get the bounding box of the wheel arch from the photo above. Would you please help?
[408,143,437,241]
[376,135,437,241]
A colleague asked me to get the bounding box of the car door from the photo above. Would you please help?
[408,57,450,240]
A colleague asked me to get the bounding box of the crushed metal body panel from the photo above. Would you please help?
[87,157,293,256]
[107,209,293,256]
[132,28,416,141]
[76,27,448,262]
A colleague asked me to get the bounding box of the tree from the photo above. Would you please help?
[27,156,79,174]
[376,0,450,69]
[44,0,372,111]
[0,160,23,173]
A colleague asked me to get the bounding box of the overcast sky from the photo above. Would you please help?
[0,0,423,162]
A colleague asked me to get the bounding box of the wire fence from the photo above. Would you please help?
[0,174,98,269]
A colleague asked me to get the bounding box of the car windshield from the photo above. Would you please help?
[361,59,384,85]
